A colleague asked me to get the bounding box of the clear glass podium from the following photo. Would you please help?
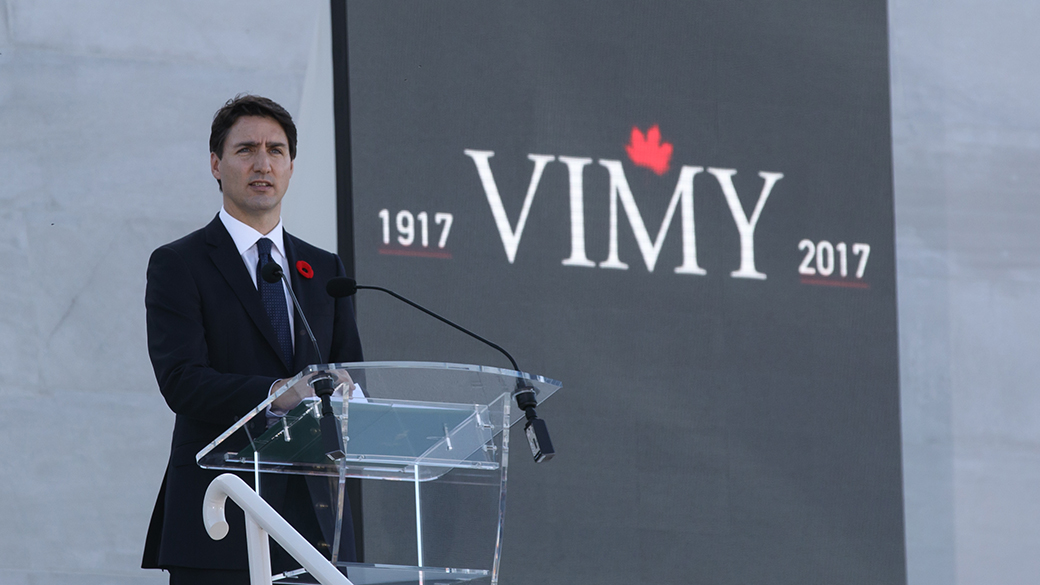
[196,361,562,585]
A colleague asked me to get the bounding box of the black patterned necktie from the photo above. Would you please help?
[256,237,294,370]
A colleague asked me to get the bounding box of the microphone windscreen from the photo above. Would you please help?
[261,262,283,283]
[326,277,358,298]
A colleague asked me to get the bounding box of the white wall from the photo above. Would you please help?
[890,1,1040,584]
[0,1,335,582]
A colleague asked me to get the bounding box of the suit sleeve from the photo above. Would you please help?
[146,245,276,426]
[328,255,364,364]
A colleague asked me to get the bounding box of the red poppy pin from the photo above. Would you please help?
[296,260,314,279]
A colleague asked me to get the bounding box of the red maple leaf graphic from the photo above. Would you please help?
[625,125,673,175]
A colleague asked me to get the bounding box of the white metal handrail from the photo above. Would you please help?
[204,473,353,585]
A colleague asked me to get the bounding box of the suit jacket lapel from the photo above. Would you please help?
[284,233,324,369]
[204,216,292,372]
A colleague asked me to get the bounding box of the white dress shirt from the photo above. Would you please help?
[218,206,295,351]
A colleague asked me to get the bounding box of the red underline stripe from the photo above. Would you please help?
[378,247,453,259]
[800,277,870,289]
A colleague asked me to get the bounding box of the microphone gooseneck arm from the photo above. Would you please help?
[326,276,556,462]
[364,284,521,372]
[261,262,322,364]
[262,262,344,460]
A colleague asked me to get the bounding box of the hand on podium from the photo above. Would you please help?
[269,370,356,415]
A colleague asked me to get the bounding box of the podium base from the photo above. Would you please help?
[275,562,491,585]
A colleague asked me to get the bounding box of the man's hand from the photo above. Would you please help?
[268,370,356,415]
[326,370,356,397]
[269,377,314,415]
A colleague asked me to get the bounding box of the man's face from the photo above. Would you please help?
[211,115,294,227]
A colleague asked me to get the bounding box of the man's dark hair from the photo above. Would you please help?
[210,94,298,160]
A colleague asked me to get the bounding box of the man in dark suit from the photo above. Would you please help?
[141,95,362,584]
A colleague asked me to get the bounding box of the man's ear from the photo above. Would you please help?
[210,152,221,181]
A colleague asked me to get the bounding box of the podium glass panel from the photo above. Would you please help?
[196,362,561,585]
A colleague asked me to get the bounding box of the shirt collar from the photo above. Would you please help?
[219,206,286,258]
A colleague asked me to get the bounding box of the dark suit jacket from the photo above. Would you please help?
[141,215,363,570]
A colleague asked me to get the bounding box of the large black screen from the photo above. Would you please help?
[337,2,904,583]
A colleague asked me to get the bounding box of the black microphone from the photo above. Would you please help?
[262,262,344,460]
[326,276,555,463]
